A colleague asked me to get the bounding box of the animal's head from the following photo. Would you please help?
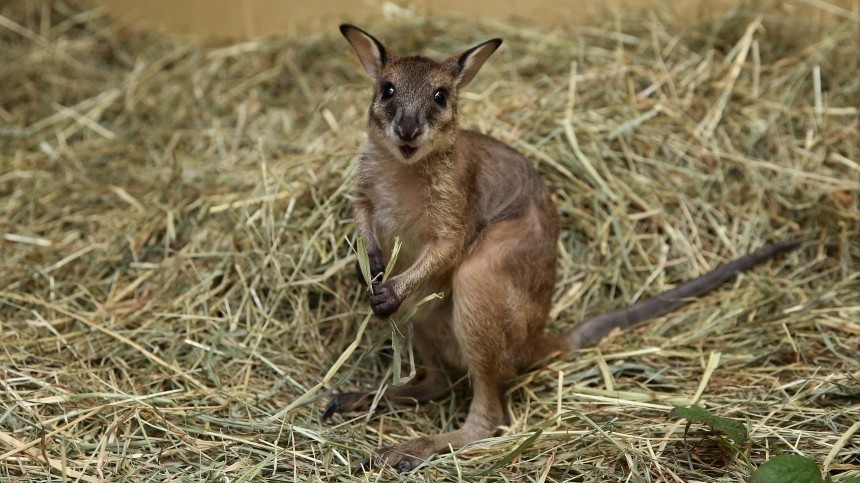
[340,24,501,164]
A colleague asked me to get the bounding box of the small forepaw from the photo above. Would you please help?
[370,281,403,317]
[355,258,385,286]
[369,253,385,283]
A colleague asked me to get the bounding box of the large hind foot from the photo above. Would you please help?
[323,367,450,419]
[322,391,375,419]
[356,423,497,473]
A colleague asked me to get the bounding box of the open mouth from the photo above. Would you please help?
[398,145,418,159]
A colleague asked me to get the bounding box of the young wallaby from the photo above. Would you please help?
[328,24,801,472]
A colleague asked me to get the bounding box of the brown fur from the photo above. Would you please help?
[328,24,801,472]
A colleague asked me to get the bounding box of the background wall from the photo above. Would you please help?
[99,0,857,39]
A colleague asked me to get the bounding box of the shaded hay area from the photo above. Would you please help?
[1,1,858,481]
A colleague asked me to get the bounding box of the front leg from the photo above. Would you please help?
[370,280,402,317]
[353,196,386,286]
[355,242,385,287]
[370,237,461,318]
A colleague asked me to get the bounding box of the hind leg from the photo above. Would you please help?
[323,301,454,419]
[372,373,506,471]
[322,354,449,418]
[372,234,525,471]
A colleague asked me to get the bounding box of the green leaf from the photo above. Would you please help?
[350,235,441,388]
[351,235,401,288]
[352,237,373,287]
[390,292,442,387]
[750,454,824,483]
[667,404,748,446]
[382,236,401,282]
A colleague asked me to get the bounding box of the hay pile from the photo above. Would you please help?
[1,0,858,480]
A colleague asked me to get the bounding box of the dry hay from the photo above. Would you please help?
[1,0,858,481]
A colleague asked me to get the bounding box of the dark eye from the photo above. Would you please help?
[434,89,447,107]
[381,83,395,99]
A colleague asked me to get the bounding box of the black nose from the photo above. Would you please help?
[396,123,421,142]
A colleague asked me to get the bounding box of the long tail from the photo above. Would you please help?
[567,238,803,350]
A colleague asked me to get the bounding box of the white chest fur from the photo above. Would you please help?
[359,156,430,272]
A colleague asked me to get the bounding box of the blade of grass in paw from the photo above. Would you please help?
[382,236,401,282]
[352,235,438,387]
[390,291,443,387]
[352,236,373,288]
[352,236,400,289]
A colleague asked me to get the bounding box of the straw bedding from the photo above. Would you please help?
[1,0,858,481]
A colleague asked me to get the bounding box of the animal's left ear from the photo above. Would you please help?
[454,38,502,88]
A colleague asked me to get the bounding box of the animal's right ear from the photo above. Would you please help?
[339,24,389,79]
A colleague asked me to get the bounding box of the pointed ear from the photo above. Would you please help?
[339,24,390,79]
[454,38,502,88]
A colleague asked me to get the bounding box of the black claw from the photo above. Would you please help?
[321,399,341,420]
[396,460,413,472]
